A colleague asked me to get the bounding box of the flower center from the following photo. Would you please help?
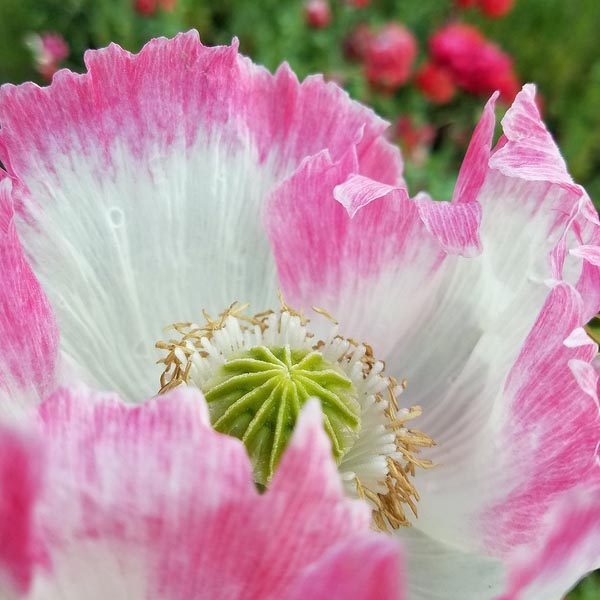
[201,345,361,485]
[156,301,434,529]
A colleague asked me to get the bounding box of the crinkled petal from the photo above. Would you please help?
[0,32,401,402]
[414,192,482,256]
[405,280,600,566]
[480,283,599,552]
[489,84,575,183]
[266,150,480,350]
[269,84,600,578]
[0,174,58,410]
[570,244,600,266]
[0,388,402,599]
[415,90,600,556]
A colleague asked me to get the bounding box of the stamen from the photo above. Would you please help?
[156,300,434,530]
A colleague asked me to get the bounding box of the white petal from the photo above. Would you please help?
[399,528,504,600]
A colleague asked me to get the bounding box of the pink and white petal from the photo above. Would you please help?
[497,488,600,600]
[0,174,58,410]
[482,283,599,553]
[259,64,403,185]
[461,94,600,560]
[418,95,600,554]
[414,192,482,256]
[269,84,600,562]
[415,282,599,553]
[399,528,505,600]
[408,86,600,448]
[6,387,391,599]
[266,151,462,353]
[573,224,600,320]
[570,244,600,266]
[25,543,147,600]
[236,61,402,182]
[489,84,575,185]
[0,32,400,403]
[28,385,240,599]
[286,534,404,600]
[487,84,600,316]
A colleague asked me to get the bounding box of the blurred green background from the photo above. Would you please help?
[0,1,598,597]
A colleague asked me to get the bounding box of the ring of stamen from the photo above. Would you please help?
[156,301,434,530]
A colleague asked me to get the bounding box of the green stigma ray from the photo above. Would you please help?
[203,345,362,485]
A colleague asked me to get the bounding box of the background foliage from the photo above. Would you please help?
[0,1,598,596]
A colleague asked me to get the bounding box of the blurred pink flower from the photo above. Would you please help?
[430,23,520,101]
[134,0,158,15]
[394,116,435,166]
[159,0,178,11]
[343,23,373,62]
[480,0,515,18]
[365,24,418,92]
[40,34,69,63]
[304,0,332,29]
[25,33,69,81]
[134,0,176,15]
[415,61,456,104]
[455,0,515,17]
[0,33,599,599]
